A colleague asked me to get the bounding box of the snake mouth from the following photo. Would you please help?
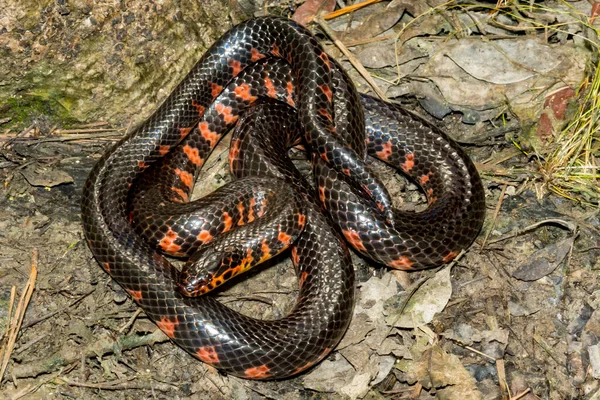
[177,271,213,297]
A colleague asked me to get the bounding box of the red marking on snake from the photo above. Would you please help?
[102,263,111,273]
[229,138,241,170]
[264,76,277,98]
[229,59,242,75]
[297,213,306,227]
[318,108,333,121]
[259,239,272,263]
[299,271,308,288]
[222,212,233,232]
[171,187,188,203]
[237,202,245,226]
[156,316,178,338]
[291,246,300,266]
[179,126,193,140]
[251,48,265,62]
[239,249,255,271]
[158,145,170,156]
[343,168,351,176]
[159,228,181,253]
[234,83,257,102]
[319,186,326,204]
[377,142,392,160]
[420,173,431,185]
[196,346,220,364]
[286,81,295,106]
[198,122,220,147]
[197,230,213,244]
[319,52,331,71]
[245,364,270,379]
[215,103,239,124]
[174,168,193,189]
[247,197,256,223]
[426,188,437,204]
[342,229,366,252]
[270,43,281,57]
[210,82,223,98]
[443,251,459,263]
[401,153,415,172]
[319,84,333,103]
[278,230,292,244]
[191,99,205,116]
[388,256,414,270]
[183,145,204,166]
[320,151,329,163]
[126,289,143,301]
[137,160,147,169]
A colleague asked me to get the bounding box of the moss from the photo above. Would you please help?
[0,90,78,130]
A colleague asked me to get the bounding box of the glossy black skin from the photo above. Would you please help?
[81,17,485,380]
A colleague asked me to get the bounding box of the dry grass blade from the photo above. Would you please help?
[0,249,38,388]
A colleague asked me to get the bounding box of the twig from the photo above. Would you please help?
[10,329,169,379]
[313,15,388,100]
[481,182,508,250]
[0,249,38,388]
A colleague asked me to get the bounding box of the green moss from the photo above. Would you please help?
[0,90,78,130]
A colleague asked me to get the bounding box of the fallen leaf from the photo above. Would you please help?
[512,237,573,281]
[385,267,453,328]
[21,164,73,187]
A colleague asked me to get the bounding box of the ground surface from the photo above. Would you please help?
[1,1,599,399]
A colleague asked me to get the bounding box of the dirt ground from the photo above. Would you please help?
[1,1,600,400]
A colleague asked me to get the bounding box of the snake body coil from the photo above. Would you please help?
[81,17,485,379]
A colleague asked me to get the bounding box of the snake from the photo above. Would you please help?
[81,16,485,380]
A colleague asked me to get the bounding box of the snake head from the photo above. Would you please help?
[177,247,224,297]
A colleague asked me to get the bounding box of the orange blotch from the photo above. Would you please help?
[229,138,241,170]
[420,173,431,185]
[237,202,245,226]
[319,52,331,71]
[291,246,300,266]
[156,316,178,338]
[264,76,277,98]
[251,48,265,62]
[247,197,256,223]
[443,251,459,263]
[234,83,257,102]
[174,168,193,189]
[388,256,414,270]
[198,122,220,147]
[158,145,170,156]
[342,229,367,252]
[401,153,415,173]
[102,263,111,273]
[318,186,326,204]
[259,239,272,263]
[376,142,392,161]
[319,84,333,103]
[215,103,239,125]
[222,212,233,232]
[197,230,213,244]
[299,271,308,288]
[286,81,295,106]
[297,213,306,227]
[426,188,437,204]
[196,346,220,364]
[126,289,143,301]
[171,187,189,203]
[210,82,223,98]
[229,59,242,75]
[318,108,333,121]
[278,230,292,244]
[179,126,192,140]
[183,145,204,166]
[320,151,329,163]
[239,250,255,271]
[271,43,281,57]
[159,228,182,253]
[245,364,270,379]
[192,99,205,116]
[137,160,147,169]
